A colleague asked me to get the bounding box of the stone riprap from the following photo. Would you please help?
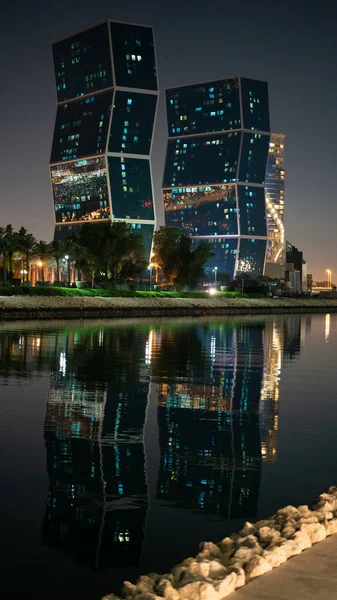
[102,487,337,600]
[2,296,337,321]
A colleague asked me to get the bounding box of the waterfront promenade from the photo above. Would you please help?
[235,534,337,600]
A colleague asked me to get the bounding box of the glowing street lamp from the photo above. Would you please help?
[20,269,28,283]
[63,255,71,287]
[212,266,218,284]
[326,269,332,288]
[148,263,154,290]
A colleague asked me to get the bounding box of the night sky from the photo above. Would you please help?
[1,0,336,279]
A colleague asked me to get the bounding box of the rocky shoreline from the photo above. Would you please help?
[1,296,337,320]
[103,487,337,600]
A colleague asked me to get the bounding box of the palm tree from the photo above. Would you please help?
[17,227,36,281]
[33,241,52,283]
[5,225,17,280]
[0,227,5,284]
[50,239,66,283]
[67,239,88,282]
[0,225,16,285]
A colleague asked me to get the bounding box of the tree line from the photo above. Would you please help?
[0,223,214,287]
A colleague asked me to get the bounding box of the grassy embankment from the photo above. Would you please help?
[0,286,260,299]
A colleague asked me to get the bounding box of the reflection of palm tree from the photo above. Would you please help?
[0,331,55,379]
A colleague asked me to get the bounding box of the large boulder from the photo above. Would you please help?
[228,566,245,588]
[207,561,228,579]
[276,506,300,521]
[239,522,257,537]
[178,581,218,600]
[313,493,337,513]
[171,566,187,585]
[297,505,311,517]
[282,519,298,539]
[245,556,272,581]
[292,531,312,551]
[156,578,179,599]
[212,573,237,598]
[299,515,319,525]
[300,523,327,544]
[217,537,234,555]
[135,576,156,595]
[262,545,288,568]
[254,519,276,531]
[199,542,222,559]
[122,581,136,596]
[258,526,281,545]
[325,518,337,536]
[233,535,262,565]
[280,540,302,559]
[187,561,210,578]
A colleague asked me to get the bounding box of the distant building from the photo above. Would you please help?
[285,241,306,293]
[50,21,158,260]
[264,134,285,278]
[163,77,271,280]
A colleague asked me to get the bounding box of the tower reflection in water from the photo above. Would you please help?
[39,315,309,571]
[42,328,150,569]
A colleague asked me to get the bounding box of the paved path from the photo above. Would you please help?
[234,535,337,600]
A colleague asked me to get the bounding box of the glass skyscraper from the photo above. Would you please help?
[163,77,271,279]
[50,21,158,260]
[265,133,285,266]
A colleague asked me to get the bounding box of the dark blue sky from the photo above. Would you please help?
[0,0,336,279]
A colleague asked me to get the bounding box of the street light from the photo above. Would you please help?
[212,266,218,284]
[36,260,43,283]
[63,255,70,287]
[326,269,332,288]
[148,263,154,290]
[20,269,28,283]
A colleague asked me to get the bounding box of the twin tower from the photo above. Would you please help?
[50,21,285,280]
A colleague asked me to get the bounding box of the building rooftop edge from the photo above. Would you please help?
[165,75,269,93]
[53,20,155,46]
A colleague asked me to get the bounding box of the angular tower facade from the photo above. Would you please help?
[163,78,270,279]
[50,21,158,260]
[265,133,285,266]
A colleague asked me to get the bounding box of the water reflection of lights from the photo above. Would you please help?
[145,330,154,365]
[325,314,330,343]
[210,335,216,362]
[59,352,67,375]
[32,337,41,353]
[260,321,282,462]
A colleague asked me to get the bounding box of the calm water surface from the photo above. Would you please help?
[1,314,337,599]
